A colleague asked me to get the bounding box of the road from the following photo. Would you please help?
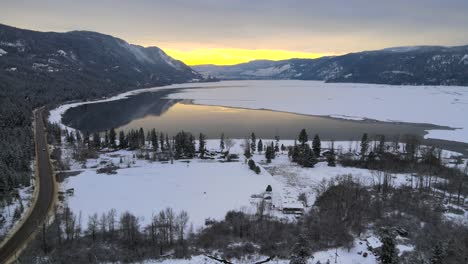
[0,108,56,263]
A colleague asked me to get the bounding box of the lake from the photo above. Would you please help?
[62,88,449,142]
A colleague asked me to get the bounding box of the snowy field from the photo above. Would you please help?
[50,80,468,144]
[61,139,439,230]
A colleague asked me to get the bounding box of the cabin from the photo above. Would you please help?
[282,202,305,215]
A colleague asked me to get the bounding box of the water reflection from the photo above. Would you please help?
[62,90,445,140]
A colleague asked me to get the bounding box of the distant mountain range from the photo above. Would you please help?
[194,45,468,86]
[0,24,203,105]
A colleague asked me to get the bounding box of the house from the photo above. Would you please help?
[282,202,305,215]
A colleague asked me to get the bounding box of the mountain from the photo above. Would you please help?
[0,24,202,105]
[194,45,468,86]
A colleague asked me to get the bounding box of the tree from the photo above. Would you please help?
[379,230,398,264]
[327,141,336,167]
[150,129,158,151]
[160,132,165,151]
[289,234,311,264]
[266,185,272,192]
[92,132,101,149]
[265,145,274,163]
[377,135,386,155]
[138,127,145,147]
[312,134,321,157]
[220,133,225,152]
[275,135,280,153]
[250,132,256,154]
[199,133,206,158]
[243,139,252,159]
[109,128,116,148]
[281,144,286,153]
[360,133,369,159]
[119,130,127,149]
[257,139,263,153]
[430,242,445,264]
[298,129,308,145]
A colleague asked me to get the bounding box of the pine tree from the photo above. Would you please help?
[360,133,369,159]
[377,135,386,155]
[109,128,116,149]
[119,131,127,149]
[379,230,398,264]
[281,144,286,153]
[289,234,311,264]
[83,131,90,147]
[257,139,263,153]
[430,242,445,264]
[150,129,158,151]
[327,141,336,167]
[250,132,256,154]
[244,140,252,159]
[312,134,321,157]
[199,133,206,157]
[138,127,145,148]
[92,132,101,149]
[298,129,308,145]
[220,133,225,152]
[275,135,280,152]
[160,132,165,151]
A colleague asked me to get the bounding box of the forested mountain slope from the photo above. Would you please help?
[194,45,468,86]
[0,23,201,195]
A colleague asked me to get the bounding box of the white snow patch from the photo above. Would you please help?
[0,48,7,56]
[242,64,291,77]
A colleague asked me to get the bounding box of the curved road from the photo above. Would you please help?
[0,108,56,263]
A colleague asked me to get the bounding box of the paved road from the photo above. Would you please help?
[0,108,55,263]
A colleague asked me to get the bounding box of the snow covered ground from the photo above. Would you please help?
[61,139,436,230]
[0,185,34,239]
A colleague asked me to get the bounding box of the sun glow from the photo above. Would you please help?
[163,48,330,66]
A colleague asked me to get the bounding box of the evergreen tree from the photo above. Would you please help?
[289,234,311,264]
[68,131,75,145]
[312,134,321,157]
[138,127,145,148]
[119,130,127,149]
[257,139,263,153]
[199,133,206,158]
[379,230,398,264]
[75,131,82,145]
[281,144,286,153]
[244,140,252,159]
[430,242,445,264]
[165,134,171,151]
[109,128,116,148]
[220,133,225,152]
[275,136,280,153]
[298,129,308,145]
[377,135,386,155]
[360,133,369,159]
[160,132,165,151]
[92,132,101,149]
[250,132,256,154]
[83,131,90,147]
[265,143,275,161]
[327,141,336,167]
[150,129,158,151]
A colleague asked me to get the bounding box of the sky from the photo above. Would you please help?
[1,0,468,65]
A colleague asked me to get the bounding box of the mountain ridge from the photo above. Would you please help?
[194,45,468,86]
